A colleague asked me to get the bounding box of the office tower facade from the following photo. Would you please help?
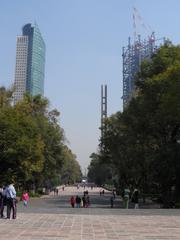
[14,23,45,103]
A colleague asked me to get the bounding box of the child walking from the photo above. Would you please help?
[22,191,29,207]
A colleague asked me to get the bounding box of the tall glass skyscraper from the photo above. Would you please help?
[14,23,45,103]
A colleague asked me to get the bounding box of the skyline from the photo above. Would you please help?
[1,0,180,171]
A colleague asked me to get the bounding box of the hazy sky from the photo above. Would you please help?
[1,0,180,172]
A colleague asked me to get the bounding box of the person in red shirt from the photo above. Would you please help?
[70,196,75,208]
[22,191,29,207]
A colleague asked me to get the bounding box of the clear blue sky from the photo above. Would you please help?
[1,0,180,172]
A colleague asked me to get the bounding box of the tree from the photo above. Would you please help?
[60,146,82,184]
[97,43,180,205]
[0,89,82,191]
[0,86,13,108]
[87,153,113,186]
[0,101,44,186]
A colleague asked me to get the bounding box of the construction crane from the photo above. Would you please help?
[133,7,153,43]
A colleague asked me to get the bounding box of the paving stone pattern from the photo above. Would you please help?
[1,213,180,240]
[0,186,180,239]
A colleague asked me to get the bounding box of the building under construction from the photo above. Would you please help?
[122,8,166,109]
[122,33,157,109]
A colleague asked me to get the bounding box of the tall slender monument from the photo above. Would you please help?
[13,23,46,103]
[100,84,107,151]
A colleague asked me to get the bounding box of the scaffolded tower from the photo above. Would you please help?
[122,33,156,109]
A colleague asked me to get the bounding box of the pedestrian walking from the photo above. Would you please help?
[131,188,139,209]
[85,195,90,207]
[112,189,116,199]
[110,196,114,208]
[0,187,6,218]
[2,186,8,217]
[70,196,75,208]
[0,187,3,217]
[123,188,130,209]
[55,188,59,195]
[82,195,86,207]
[22,191,29,207]
[75,195,81,208]
[6,182,17,219]
[80,197,83,207]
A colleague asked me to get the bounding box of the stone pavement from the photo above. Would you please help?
[1,186,180,240]
[1,212,180,240]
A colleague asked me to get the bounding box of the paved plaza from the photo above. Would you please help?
[1,186,180,240]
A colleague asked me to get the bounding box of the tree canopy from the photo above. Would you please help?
[0,90,82,190]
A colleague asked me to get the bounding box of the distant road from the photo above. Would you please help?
[17,186,180,215]
[18,186,118,214]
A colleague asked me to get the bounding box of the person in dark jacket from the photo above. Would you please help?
[132,189,139,209]
[110,196,114,208]
[0,187,4,218]
[82,195,86,207]
[75,195,81,208]
[0,186,7,218]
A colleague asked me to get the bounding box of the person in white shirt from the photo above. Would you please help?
[6,182,17,219]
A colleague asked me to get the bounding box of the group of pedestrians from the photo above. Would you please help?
[0,181,17,219]
[123,188,139,209]
[52,185,65,195]
[108,187,139,209]
[70,191,90,208]
[53,187,59,195]
[99,189,105,196]
[0,181,30,220]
